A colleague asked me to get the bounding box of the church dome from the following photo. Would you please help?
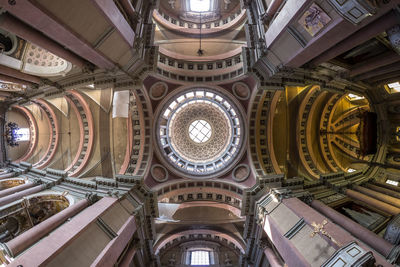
[155,87,245,178]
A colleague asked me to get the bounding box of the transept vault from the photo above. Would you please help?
[0,0,400,266]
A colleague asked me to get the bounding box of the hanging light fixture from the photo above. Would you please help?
[197,11,204,56]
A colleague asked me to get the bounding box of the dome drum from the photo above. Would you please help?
[155,87,246,179]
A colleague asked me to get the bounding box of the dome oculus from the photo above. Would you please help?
[189,119,212,143]
[156,88,244,178]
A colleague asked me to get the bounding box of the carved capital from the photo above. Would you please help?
[258,238,270,249]
[85,192,99,204]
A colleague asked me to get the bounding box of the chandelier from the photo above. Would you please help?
[5,122,21,147]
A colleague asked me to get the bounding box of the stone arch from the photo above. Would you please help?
[154,229,245,255]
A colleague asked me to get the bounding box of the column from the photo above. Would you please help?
[0,172,15,180]
[0,74,36,87]
[0,184,45,207]
[119,246,137,267]
[353,185,400,208]
[283,198,391,266]
[264,0,284,22]
[8,197,117,267]
[372,181,400,193]
[4,198,89,257]
[0,65,40,84]
[345,189,400,215]
[264,247,283,267]
[311,10,399,66]
[349,51,400,77]
[365,183,400,199]
[0,182,35,198]
[262,207,310,267]
[310,200,394,258]
[91,215,137,267]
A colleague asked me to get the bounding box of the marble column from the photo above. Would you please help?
[91,215,137,267]
[365,183,400,199]
[345,189,400,215]
[8,197,117,267]
[262,212,310,267]
[349,51,400,77]
[0,184,45,207]
[311,10,399,66]
[0,65,40,84]
[310,200,394,258]
[0,172,15,180]
[264,247,283,267]
[284,198,392,266]
[264,0,284,22]
[119,246,137,267]
[0,182,34,198]
[372,181,400,193]
[4,198,89,257]
[353,185,400,209]
[0,74,36,87]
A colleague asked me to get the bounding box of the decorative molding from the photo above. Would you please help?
[149,81,168,101]
[232,82,250,101]
[232,164,250,182]
[321,242,375,266]
[284,218,306,239]
[151,164,169,183]
[327,0,377,25]
[384,214,400,246]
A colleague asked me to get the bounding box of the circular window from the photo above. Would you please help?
[155,88,245,178]
[189,119,212,143]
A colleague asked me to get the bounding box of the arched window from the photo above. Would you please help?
[385,82,400,94]
[15,128,30,141]
[189,0,211,12]
[190,250,210,265]
[386,179,399,186]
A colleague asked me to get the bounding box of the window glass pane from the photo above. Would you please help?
[16,128,30,141]
[190,0,211,12]
[191,250,210,265]
[386,179,399,186]
[386,82,400,93]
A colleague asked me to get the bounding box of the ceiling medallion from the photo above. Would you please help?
[155,87,246,179]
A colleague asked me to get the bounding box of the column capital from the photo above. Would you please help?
[0,243,12,263]
[258,238,270,250]
[85,192,99,205]
[387,245,400,265]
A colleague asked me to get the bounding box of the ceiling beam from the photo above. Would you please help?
[310,10,399,67]
[0,0,115,69]
[349,51,400,77]
[0,13,91,70]
[354,62,400,81]
[91,0,135,47]
[0,74,36,88]
[0,65,41,84]
[369,70,400,84]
